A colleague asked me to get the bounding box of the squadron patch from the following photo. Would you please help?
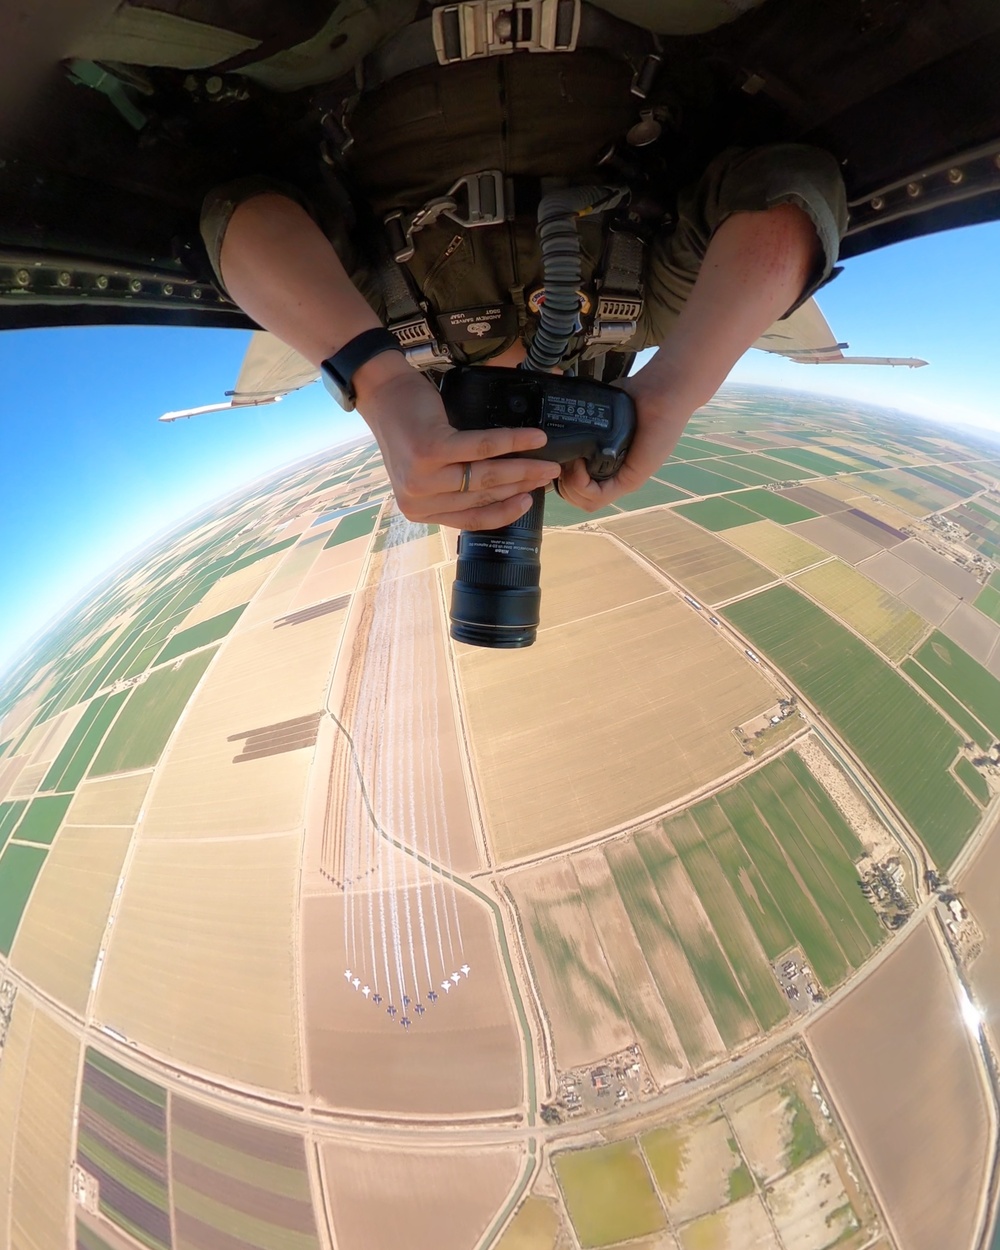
[527,288,593,316]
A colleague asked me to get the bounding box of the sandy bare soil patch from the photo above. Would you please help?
[651,1113,739,1222]
[19,704,86,767]
[898,575,960,626]
[237,535,328,629]
[291,553,365,612]
[181,553,284,629]
[458,594,772,862]
[893,539,981,599]
[940,601,1000,665]
[508,857,631,1071]
[535,531,663,630]
[7,762,46,798]
[0,991,32,1239]
[855,551,921,595]
[793,736,893,858]
[0,755,28,803]
[807,919,990,1250]
[303,886,524,1115]
[603,509,772,604]
[322,1139,523,1250]
[678,1195,780,1250]
[767,1149,853,1250]
[725,1085,792,1183]
[141,612,340,840]
[572,850,687,1084]
[67,772,152,826]
[788,518,883,565]
[11,825,131,1015]
[777,486,846,515]
[97,831,301,1092]
[959,820,1000,1029]
[10,1005,79,1250]
[845,498,916,532]
[834,508,905,547]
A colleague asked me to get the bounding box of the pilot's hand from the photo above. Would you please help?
[556,370,692,512]
[357,357,560,529]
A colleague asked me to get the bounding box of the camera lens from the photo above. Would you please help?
[449,488,546,648]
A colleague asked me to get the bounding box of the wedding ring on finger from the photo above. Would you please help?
[459,462,472,493]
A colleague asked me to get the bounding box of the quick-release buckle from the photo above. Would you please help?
[386,171,508,263]
[389,317,453,369]
[587,294,643,347]
[432,0,581,64]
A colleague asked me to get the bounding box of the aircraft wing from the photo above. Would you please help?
[752,298,927,368]
[159,331,319,421]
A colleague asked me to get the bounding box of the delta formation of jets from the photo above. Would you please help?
[343,966,470,1027]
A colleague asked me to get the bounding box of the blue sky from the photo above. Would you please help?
[2,219,999,675]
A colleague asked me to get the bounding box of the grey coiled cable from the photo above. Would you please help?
[523,184,630,373]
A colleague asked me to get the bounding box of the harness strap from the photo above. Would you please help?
[375,252,453,370]
[584,223,645,353]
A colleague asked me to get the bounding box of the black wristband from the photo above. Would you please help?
[321,327,404,410]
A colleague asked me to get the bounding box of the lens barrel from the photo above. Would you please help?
[449,488,546,648]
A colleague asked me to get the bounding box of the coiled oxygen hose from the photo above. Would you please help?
[523,184,630,373]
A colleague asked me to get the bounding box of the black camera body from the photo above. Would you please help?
[441,366,636,649]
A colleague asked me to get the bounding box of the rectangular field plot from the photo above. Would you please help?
[604,509,772,604]
[765,447,860,476]
[893,539,982,599]
[956,756,989,804]
[614,478,691,511]
[793,561,927,660]
[724,587,979,868]
[725,489,819,524]
[915,631,1000,736]
[901,658,993,750]
[77,1050,170,1250]
[940,600,1000,666]
[177,551,284,630]
[41,691,129,793]
[67,771,152,826]
[12,792,73,845]
[172,1098,321,1250]
[656,463,746,496]
[153,603,246,665]
[90,648,217,777]
[724,454,809,483]
[0,843,47,954]
[460,591,773,862]
[974,584,1000,624]
[11,825,131,1014]
[675,497,759,531]
[555,1142,666,1247]
[724,521,828,576]
[789,516,883,565]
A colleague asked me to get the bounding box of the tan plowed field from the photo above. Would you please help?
[458,592,773,862]
[507,858,632,1071]
[322,1140,523,1250]
[0,991,32,1242]
[303,886,524,1115]
[141,611,341,841]
[236,535,328,629]
[678,1195,780,1250]
[723,520,828,576]
[10,1004,79,1250]
[535,531,663,630]
[67,772,152,826]
[18,703,86,767]
[289,534,370,612]
[180,553,284,629]
[97,831,301,1092]
[807,920,991,1250]
[11,824,131,1014]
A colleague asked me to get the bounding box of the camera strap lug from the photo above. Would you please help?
[432,0,581,64]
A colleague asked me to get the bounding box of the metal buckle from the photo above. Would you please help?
[443,171,507,227]
[432,0,581,64]
[389,317,453,369]
[587,294,643,347]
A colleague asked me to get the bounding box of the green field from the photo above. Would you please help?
[14,793,74,845]
[674,497,759,531]
[543,494,621,526]
[323,504,381,548]
[154,603,247,666]
[554,1143,665,1247]
[671,435,742,460]
[901,658,993,750]
[697,458,775,485]
[975,585,1000,625]
[90,648,218,776]
[225,535,297,574]
[656,463,746,496]
[956,756,990,805]
[41,691,130,793]
[0,799,27,847]
[915,632,1000,738]
[766,447,857,476]
[0,843,47,954]
[724,588,979,867]
[724,454,809,483]
[725,488,819,525]
[614,479,690,510]
[77,1224,117,1250]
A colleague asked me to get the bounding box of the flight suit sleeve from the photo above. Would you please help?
[638,143,848,349]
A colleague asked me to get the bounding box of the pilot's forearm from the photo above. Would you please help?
[631,203,820,419]
[219,192,412,399]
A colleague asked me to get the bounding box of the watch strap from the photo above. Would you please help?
[321,327,404,409]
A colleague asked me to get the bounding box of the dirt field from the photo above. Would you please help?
[941,601,1000,665]
[67,771,152,826]
[722,521,828,575]
[807,919,991,1250]
[767,1149,853,1250]
[788,517,883,565]
[303,887,524,1114]
[0,755,28,802]
[898,575,960,625]
[236,535,328,629]
[535,531,664,629]
[726,1084,793,1183]
[603,509,772,604]
[777,486,845,515]
[572,850,687,1084]
[141,610,341,841]
[322,1139,523,1250]
[678,1195,779,1250]
[96,831,301,1091]
[508,858,632,1071]
[7,762,45,798]
[289,532,372,612]
[893,539,981,598]
[10,1004,79,1250]
[792,561,927,660]
[18,703,86,767]
[496,1197,561,1250]
[458,592,773,862]
[958,818,1000,1033]
[11,824,131,1014]
[643,1114,740,1223]
[0,992,32,1243]
[855,551,921,596]
[180,552,285,629]
[793,736,892,857]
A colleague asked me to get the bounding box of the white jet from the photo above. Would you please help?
[451,972,461,984]
[362,985,371,998]
[352,978,360,990]
[343,969,352,981]
[460,964,471,976]
[441,981,452,993]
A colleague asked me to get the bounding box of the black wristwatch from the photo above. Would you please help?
[321,327,405,411]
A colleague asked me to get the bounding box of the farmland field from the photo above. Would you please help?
[793,560,927,660]
[956,756,990,804]
[725,489,819,524]
[915,631,1000,735]
[724,586,979,867]
[554,1142,665,1247]
[656,463,747,496]
[154,603,247,665]
[900,658,993,749]
[613,478,690,510]
[674,497,759,531]
[604,509,772,604]
[974,584,1000,625]
[0,843,48,954]
[724,520,828,575]
[496,1198,560,1250]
